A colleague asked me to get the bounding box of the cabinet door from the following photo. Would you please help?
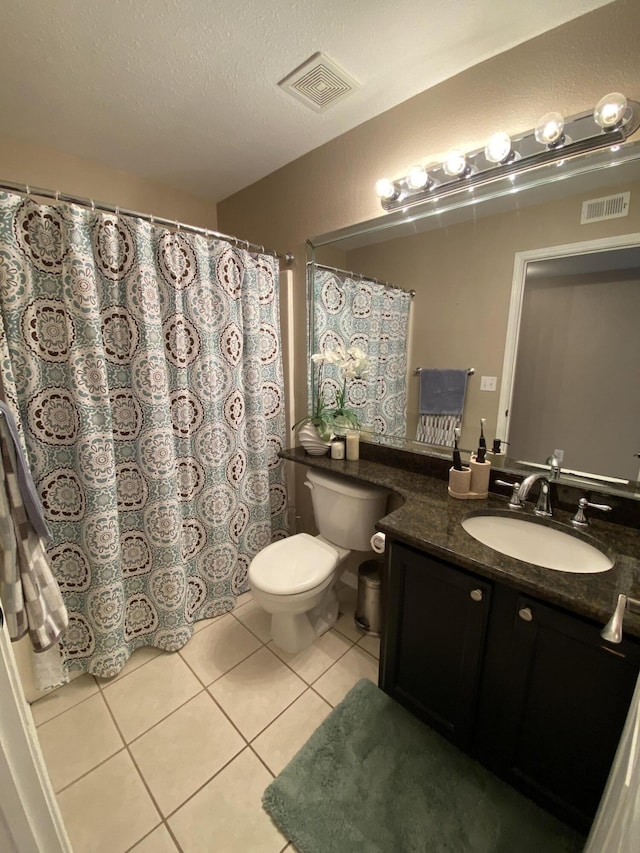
[381,541,492,749]
[491,593,640,832]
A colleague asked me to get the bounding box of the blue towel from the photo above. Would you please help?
[419,369,468,416]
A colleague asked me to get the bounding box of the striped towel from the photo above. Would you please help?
[0,415,68,653]
[416,413,462,447]
[416,368,468,446]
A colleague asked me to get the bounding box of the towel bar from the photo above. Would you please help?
[414,367,474,375]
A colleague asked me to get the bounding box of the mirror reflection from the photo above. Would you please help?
[309,144,640,489]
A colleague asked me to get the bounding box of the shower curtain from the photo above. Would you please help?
[312,269,411,436]
[0,192,288,678]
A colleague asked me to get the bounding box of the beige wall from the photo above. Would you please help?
[342,174,640,453]
[218,0,640,440]
[0,136,218,229]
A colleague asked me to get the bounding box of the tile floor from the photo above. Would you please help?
[31,584,380,853]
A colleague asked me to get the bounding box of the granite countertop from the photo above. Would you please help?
[281,447,640,640]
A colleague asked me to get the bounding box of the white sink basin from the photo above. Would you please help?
[461,513,614,573]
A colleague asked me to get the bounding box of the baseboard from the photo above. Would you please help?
[341,569,358,590]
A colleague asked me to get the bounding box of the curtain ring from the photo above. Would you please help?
[25,184,31,197]
[175,220,180,231]
[260,245,265,254]
[90,198,95,212]
[149,213,154,225]
[115,205,120,218]
[55,189,60,202]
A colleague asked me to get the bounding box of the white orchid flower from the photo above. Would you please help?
[327,345,347,365]
[312,347,337,366]
[338,345,369,379]
[349,345,367,361]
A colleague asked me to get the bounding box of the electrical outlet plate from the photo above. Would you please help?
[480,375,497,391]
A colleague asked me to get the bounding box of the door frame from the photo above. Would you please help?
[0,614,71,852]
[496,231,640,454]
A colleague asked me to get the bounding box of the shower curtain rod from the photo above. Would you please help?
[310,261,415,297]
[0,179,295,266]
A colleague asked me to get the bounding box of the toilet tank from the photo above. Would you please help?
[305,469,388,551]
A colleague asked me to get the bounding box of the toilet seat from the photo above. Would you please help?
[249,533,339,595]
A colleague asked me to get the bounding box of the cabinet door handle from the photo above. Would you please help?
[519,607,533,622]
[470,589,483,602]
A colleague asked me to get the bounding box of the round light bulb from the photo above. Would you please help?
[594,92,628,129]
[375,178,397,200]
[406,165,429,190]
[535,112,565,146]
[484,131,512,164]
[443,150,468,177]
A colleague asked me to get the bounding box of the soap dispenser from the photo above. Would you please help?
[487,438,507,464]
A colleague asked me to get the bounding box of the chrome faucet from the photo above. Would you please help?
[546,451,562,480]
[517,473,552,517]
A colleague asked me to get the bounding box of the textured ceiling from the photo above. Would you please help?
[0,0,612,203]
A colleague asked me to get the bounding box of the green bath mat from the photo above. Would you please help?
[263,679,585,853]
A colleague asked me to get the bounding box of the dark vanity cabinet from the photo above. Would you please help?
[380,540,640,833]
[380,541,492,749]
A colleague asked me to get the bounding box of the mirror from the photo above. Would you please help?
[308,143,640,495]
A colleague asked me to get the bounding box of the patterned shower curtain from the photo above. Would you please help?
[311,269,412,436]
[0,192,288,678]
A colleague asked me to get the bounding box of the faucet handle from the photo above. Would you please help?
[571,496,612,527]
[495,479,523,509]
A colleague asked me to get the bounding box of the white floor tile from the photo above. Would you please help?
[358,633,381,659]
[37,693,123,792]
[252,688,332,775]
[334,585,367,643]
[130,691,245,816]
[234,590,254,609]
[130,824,179,852]
[31,674,99,726]
[209,647,306,740]
[103,653,201,742]
[268,629,353,684]
[313,645,379,707]
[192,614,224,633]
[233,598,273,643]
[57,750,160,853]
[169,748,286,853]
[98,645,163,684]
[179,613,262,685]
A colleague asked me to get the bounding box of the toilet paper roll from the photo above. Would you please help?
[370,532,386,554]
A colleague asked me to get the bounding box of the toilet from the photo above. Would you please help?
[248,468,388,654]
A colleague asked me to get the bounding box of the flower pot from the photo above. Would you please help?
[297,422,331,456]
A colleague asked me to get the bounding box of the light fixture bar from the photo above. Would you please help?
[378,99,640,212]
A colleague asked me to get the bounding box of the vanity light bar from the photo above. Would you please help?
[376,94,640,212]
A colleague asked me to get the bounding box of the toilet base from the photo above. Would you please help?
[270,587,339,654]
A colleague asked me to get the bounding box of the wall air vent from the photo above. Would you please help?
[580,192,630,224]
[279,52,360,112]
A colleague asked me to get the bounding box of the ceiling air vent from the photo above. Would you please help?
[580,192,630,224]
[279,52,360,112]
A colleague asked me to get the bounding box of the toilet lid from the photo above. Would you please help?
[249,533,339,595]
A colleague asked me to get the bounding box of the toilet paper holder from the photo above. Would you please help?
[370,532,386,554]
